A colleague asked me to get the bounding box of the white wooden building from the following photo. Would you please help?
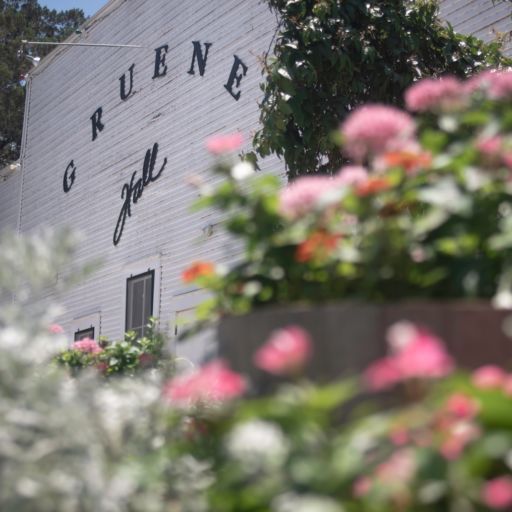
[0,0,510,361]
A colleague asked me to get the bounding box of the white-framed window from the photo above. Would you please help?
[126,269,154,338]
[71,312,101,343]
[123,256,161,339]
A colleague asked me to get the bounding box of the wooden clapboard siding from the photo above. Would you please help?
[8,0,280,342]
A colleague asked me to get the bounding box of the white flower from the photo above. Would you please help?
[0,327,26,350]
[273,493,343,512]
[231,161,255,181]
[225,420,289,471]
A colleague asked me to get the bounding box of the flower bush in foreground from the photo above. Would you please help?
[162,322,512,512]
[185,69,512,316]
[3,231,512,511]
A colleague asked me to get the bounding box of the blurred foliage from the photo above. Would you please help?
[0,0,85,166]
[186,72,512,315]
[2,231,512,511]
[253,0,512,179]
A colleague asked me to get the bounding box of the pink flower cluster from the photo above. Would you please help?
[335,165,369,186]
[353,449,416,498]
[162,359,246,406]
[483,70,512,100]
[205,133,243,155]
[476,136,512,170]
[253,325,312,376]
[387,392,481,461]
[437,394,481,460]
[483,477,512,510]
[72,338,103,354]
[364,322,454,391]
[471,365,512,395]
[405,76,463,112]
[341,105,416,161]
[403,71,512,115]
[278,167,370,219]
[279,175,337,219]
[48,323,64,335]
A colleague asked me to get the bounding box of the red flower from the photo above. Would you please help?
[181,261,215,283]
[254,326,312,376]
[482,477,512,509]
[162,359,246,406]
[381,150,432,173]
[295,231,341,263]
[355,177,392,197]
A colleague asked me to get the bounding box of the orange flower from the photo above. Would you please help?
[356,177,392,197]
[382,150,432,173]
[182,261,215,283]
[296,231,341,263]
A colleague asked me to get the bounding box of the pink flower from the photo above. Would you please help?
[502,152,512,170]
[466,70,512,99]
[390,427,410,446]
[162,359,246,406]
[394,329,454,380]
[95,361,109,374]
[353,476,372,497]
[472,365,506,389]
[487,70,512,99]
[476,136,503,157]
[405,76,464,112]
[364,323,453,391]
[279,175,336,219]
[48,323,64,335]
[254,326,312,376]
[364,357,402,391]
[72,338,102,354]
[482,477,512,509]
[440,421,480,460]
[444,393,480,419]
[205,133,243,154]
[341,105,416,161]
[375,449,416,485]
[465,70,496,95]
[334,166,369,186]
[502,375,512,396]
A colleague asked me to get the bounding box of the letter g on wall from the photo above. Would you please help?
[63,160,76,193]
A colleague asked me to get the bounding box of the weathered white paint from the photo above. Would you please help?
[0,166,22,233]
[2,0,279,351]
[0,0,510,360]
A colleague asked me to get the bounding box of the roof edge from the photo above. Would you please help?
[29,0,127,76]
